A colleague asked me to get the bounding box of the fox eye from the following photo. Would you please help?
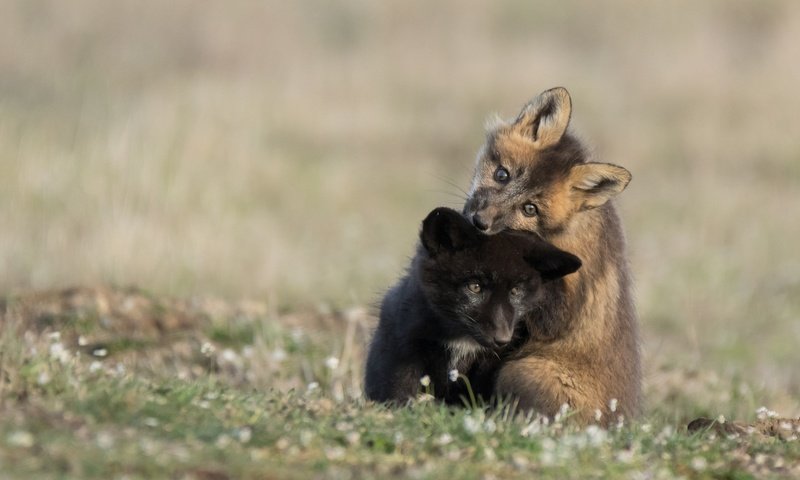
[522,203,538,217]
[466,282,482,293]
[510,286,522,296]
[494,167,510,184]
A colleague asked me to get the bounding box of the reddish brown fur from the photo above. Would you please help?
[463,87,640,425]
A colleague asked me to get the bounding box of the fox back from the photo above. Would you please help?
[364,207,580,404]
[463,87,641,424]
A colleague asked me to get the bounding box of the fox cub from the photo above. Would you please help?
[364,207,580,404]
[463,87,640,423]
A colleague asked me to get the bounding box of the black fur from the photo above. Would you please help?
[364,207,580,405]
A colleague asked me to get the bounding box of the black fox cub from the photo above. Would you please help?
[364,207,580,404]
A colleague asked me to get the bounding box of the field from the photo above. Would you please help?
[1,0,800,478]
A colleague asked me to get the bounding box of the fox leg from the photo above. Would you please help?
[494,356,601,424]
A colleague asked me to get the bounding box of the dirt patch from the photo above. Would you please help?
[688,416,800,441]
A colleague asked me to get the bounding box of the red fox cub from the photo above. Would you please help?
[463,87,640,424]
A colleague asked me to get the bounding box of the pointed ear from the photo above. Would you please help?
[524,242,582,282]
[512,87,572,148]
[569,162,632,210]
[421,208,480,256]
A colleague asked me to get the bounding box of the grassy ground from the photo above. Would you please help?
[1,287,799,479]
[1,0,800,478]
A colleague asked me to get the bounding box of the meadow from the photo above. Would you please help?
[1,0,799,477]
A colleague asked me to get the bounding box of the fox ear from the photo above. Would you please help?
[421,208,479,256]
[569,163,632,210]
[512,87,572,148]
[525,242,582,282]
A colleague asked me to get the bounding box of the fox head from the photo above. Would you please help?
[418,207,581,348]
[463,87,632,237]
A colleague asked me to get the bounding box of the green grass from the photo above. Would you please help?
[2,292,799,479]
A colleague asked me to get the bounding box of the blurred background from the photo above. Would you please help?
[1,0,799,413]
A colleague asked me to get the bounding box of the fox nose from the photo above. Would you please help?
[472,213,490,232]
[493,330,512,346]
[493,322,513,346]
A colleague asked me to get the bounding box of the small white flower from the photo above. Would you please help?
[448,369,459,382]
[324,446,345,460]
[220,349,238,363]
[615,449,635,464]
[96,432,114,449]
[419,375,431,387]
[539,437,557,465]
[8,431,34,448]
[143,417,159,427]
[306,382,319,392]
[553,403,570,423]
[717,414,726,424]
[609,398,618,413]
[237,427,252,443]
[463,415,481,434]
[584,425,608,446]
[37,371,51,386]
[49,342,71,363]
[691,456,708,471]
[594,409,603,422]
[416,393,435,403]
[270,348,286,362]
[324,356,339,370]
[345,431,360,445]
[78,336,88,346]
[91,348,108,358]
[435,433,453,446]
[484,418,497,434]
[756,406,778,420]
[200,342,215,357]
[520,420,541,438]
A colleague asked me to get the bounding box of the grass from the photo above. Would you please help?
[1,0,800,477]
[1,288,799,479]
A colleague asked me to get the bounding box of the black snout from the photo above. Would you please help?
[492,314,513,346]
[493,330,512,347]
[472,214,489,232]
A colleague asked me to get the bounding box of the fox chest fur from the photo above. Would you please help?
[463,87,641,424]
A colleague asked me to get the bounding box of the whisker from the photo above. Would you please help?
[426,189,468,201]
[431,173,471,198]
